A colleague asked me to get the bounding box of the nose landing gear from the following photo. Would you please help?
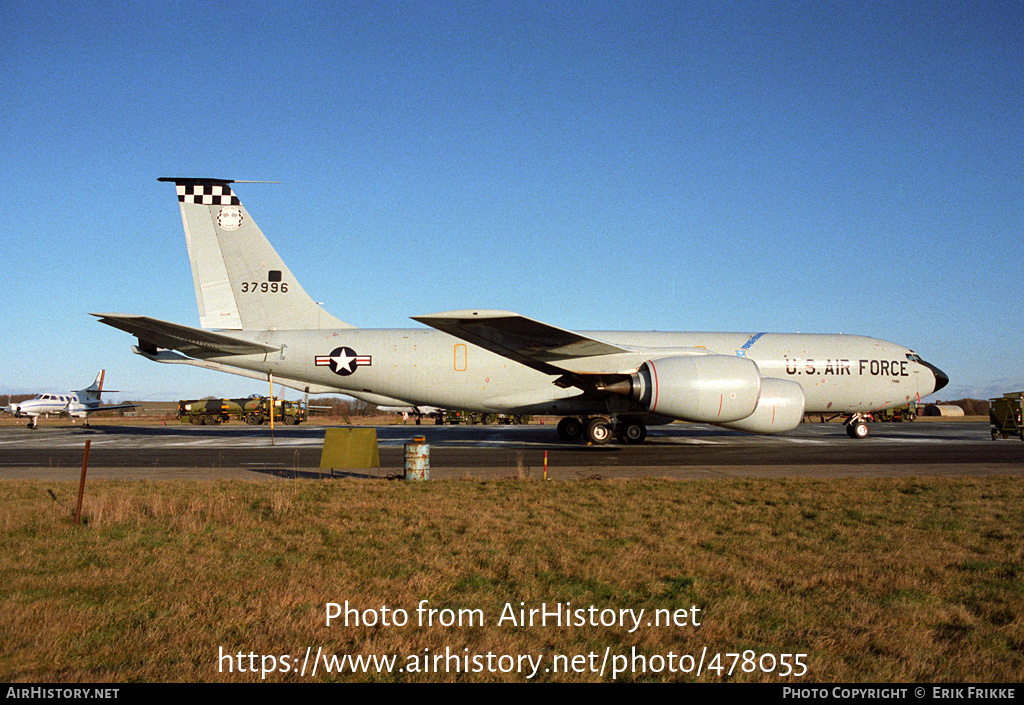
[845,414,870,439]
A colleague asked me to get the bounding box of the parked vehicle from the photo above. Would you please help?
[178,396,306,425]
[443,410,532,425]
[989,393,1023,441]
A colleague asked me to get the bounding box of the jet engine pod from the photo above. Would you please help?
[634,355,762,423]
[717,377,805,434]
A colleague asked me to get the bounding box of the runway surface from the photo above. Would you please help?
[0,420,1020,480]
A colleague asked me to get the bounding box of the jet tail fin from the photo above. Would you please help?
[78,370,105,403]
[158,177,352,331]
[86,370,104,392]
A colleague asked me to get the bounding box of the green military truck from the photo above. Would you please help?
[989,392,1023,441]
[177,399,235,425]
[178,397,307,425]
[873,402,919,422]
[240,397,307,425]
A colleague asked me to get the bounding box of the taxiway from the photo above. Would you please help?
[0,421,1019,480]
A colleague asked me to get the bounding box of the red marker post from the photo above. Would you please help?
[75,440,91,525]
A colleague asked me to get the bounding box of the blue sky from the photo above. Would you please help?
[2,1,1020,401]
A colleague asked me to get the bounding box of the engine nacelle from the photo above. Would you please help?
[633,355,762,423]
[717,377,805,434]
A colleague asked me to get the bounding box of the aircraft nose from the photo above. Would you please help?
[922,360,949,394]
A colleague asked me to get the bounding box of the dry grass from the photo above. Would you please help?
[1,477,1021,682]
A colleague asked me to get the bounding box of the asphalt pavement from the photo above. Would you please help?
[0,420,1020,480]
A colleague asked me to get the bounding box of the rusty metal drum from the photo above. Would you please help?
[404,436,430,480]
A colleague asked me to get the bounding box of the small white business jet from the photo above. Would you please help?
[2,371,136,429]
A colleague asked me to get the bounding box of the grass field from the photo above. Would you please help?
[1,477,1022,682]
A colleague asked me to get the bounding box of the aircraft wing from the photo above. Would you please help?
[70,403,141,418]
[92,314,279,357]
[411,310,632,377]
[85,403,140,414]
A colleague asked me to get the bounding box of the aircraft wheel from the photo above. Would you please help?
[847,421,869,439]
[585,417,613,445]
[619,420,647,444]
[556,417,583,441]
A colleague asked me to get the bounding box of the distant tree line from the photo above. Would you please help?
[312,397,379,417]
[3,394,36,405]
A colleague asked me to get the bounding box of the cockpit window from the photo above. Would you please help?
[906,353,923,363]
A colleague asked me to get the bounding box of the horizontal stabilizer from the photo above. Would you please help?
[412,310,630,376]
[92,313,278,357]
[80,403,140,416]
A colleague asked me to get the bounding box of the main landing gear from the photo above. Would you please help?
[556,416,647,445]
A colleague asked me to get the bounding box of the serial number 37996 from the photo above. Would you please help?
[241,282,289,293]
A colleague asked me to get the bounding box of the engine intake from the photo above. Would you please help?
[631,355,762,423]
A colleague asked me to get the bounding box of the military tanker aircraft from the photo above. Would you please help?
[94,178,948,444]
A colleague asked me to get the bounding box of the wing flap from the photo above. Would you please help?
[92,313,278,357]
[411,310,632,377]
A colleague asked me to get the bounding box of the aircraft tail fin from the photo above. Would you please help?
[79,370,105,402]
[158,177,352,331]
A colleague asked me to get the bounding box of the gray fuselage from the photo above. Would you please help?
[209,327,939,416]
